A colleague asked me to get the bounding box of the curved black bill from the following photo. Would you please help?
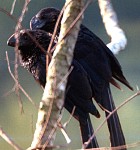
[30,16,46,30]
[7,34,16,47]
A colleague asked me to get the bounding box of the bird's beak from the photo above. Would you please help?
[30,16,46,30]
[7,34,16,47]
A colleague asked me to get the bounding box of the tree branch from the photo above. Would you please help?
[5,51,37,108]
[10,0,17,14]
[83,90,140,149]
[98,0,127,54]
[0,127,23,150]
[30,0,85,149]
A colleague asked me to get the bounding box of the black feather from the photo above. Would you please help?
[29,7,134,149]
[7,29,100,148]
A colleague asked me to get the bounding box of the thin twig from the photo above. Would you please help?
[2,86,16,98]
[57,107,77,144]
[50,0,93,54]
[0,127,23,150]
[98,103,111,114]
[63,106,76,128]
[27,144,68,150]
[14,0,31,113]
[0,7,17,23]
[42,116,63,150]
[58,122,71,144]
[83,91,140,149]
[81,140,140,149]
[54,103,76,144]
[10,0,17,14]
[57,106,76,144]
[25,31,48,54]
[5,51,37,108]
[46,0,73,71]
[27,140,140,150]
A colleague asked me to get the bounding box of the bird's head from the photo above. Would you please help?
[7,29,55,61]
[7,29,37,49]
[30,7,60,33]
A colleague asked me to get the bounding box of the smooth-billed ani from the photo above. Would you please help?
[29,7,133,149]
[7,29,101,148]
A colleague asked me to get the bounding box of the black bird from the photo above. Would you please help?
[7,29,101,148]
[30,7,134,149]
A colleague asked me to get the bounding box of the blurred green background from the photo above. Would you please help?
[0,0,140,149]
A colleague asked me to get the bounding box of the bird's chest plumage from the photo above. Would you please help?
[21,52,46,87]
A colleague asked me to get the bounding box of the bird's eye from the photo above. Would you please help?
[40,16,45,20]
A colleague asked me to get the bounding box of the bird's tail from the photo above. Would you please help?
[79,114,99,149]
[64,96,99,148]
[102,86,127,150]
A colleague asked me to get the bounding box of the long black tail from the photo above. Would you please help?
[64,96,99,148]
[102,86,127,150]
[79,114,99,148]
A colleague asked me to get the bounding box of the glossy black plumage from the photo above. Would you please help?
[7,29,100,148]
[29,7,134,149]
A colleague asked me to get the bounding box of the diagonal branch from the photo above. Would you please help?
[10,0,17,14]
[83,90,140,149]
[5,51,37,108]
[14,0,31,113]
[30,0,86,149]
[0,127,23,150]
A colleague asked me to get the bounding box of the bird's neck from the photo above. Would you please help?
[20,48,41,74]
